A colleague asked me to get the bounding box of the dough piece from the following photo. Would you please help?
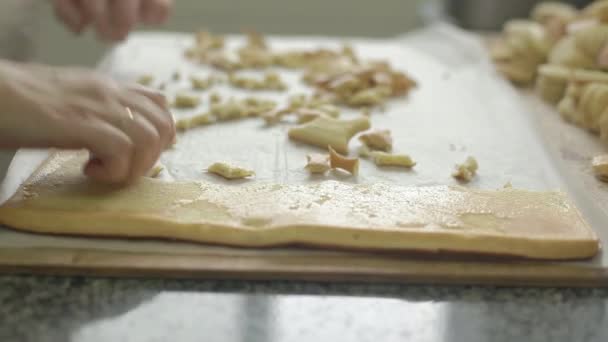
[328,146,359,175]
[491,20,552,85]
[582,1,608,23]
[370,151,415,168]
[175,112,215,131]
[209,92,222,104]
[147,165,164,178]
[539,65,608,104]
[0,151,599,260]
[359,129,393,152]
[558,81,608,134]
[531,2,577,40]
[204,51,244,71]
[536,64,571,104]
[310,61,417,106]
[211,98,277,121]
[237,30,274,68]
[184,30,225,62]
[549,25,608,69]
[190,75,220,90]
[173,93,201,109]
[295,108,338,124]
[288,116,371,154]
[228,71,287,91]
[592,154,608,181]
[137,74,154,86]
[261,108,290,125]
[305,154,330,174]
[207,162,254,180]
[452,156,479,182]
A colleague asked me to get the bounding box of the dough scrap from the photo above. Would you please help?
[288,116,371,154]
[146,165,164,178]
[491,19,553,85]
[328,146,359,176]
[0,151,599,260]
[295,108,339,124]
[531,2,577,40]
[311,62,416,106]
[211,97,277,121]
[452,157,479,183]
[175,112,215,131]
[592,154,608,181]
[190,75,221,90]
[536,64,571,103]
[370,151,415,168]
[305,153,330,174]
[558,81,608,138]
[359,129,393,152]
[228,71,287,91]
[173,93,201,109]
[207,162,254,180]
[137,74,154,86]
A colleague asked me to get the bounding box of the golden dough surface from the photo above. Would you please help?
[0,152,599,260]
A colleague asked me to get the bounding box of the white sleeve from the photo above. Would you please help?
[0,0,38,61]
[0,150,15,182]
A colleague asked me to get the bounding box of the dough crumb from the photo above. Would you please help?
[359,129,393,152]
[452,156,479,182]
[207,162,255,180]
[592,154,608,181]
[228,71,287,91]
[212,97,277,121]
[190,75,220,90]
[262,108,290,125]
[175,112,215,131]
[173,93,201,108]
[328,146,359,176]
[137,74,154,86]
[305,153,330,174]
[209,92,222,104]
[370,151,416,168]
[147,165,164,178]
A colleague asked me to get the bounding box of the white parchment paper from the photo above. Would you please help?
[0,24,605,268]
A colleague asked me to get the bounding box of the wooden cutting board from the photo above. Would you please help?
[0,32,607,286]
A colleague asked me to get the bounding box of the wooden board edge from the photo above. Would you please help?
[0,247,606,287]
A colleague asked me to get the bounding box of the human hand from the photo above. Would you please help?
[52,0,173,41]
[0,61,175,185]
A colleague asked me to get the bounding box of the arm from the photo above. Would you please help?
[52,0,173,41]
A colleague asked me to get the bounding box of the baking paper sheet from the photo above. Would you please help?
[0,24,605,267]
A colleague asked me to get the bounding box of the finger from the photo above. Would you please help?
[69,117,133,184]
[120,91,174,150]
[52,0,84,33]
[140,0,172,25]
[73,0,93,30]
[127,84,169,110]
[125,112,162,183]
[104,109,161,183]
[80,0,112,41]
[128,84,175,142]
[109,0,140,41]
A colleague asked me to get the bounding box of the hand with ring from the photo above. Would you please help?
[0,60,176,185]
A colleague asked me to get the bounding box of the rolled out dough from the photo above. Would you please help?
[0,151,600,260]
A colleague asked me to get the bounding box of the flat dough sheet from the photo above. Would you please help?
[0,151,599,260]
